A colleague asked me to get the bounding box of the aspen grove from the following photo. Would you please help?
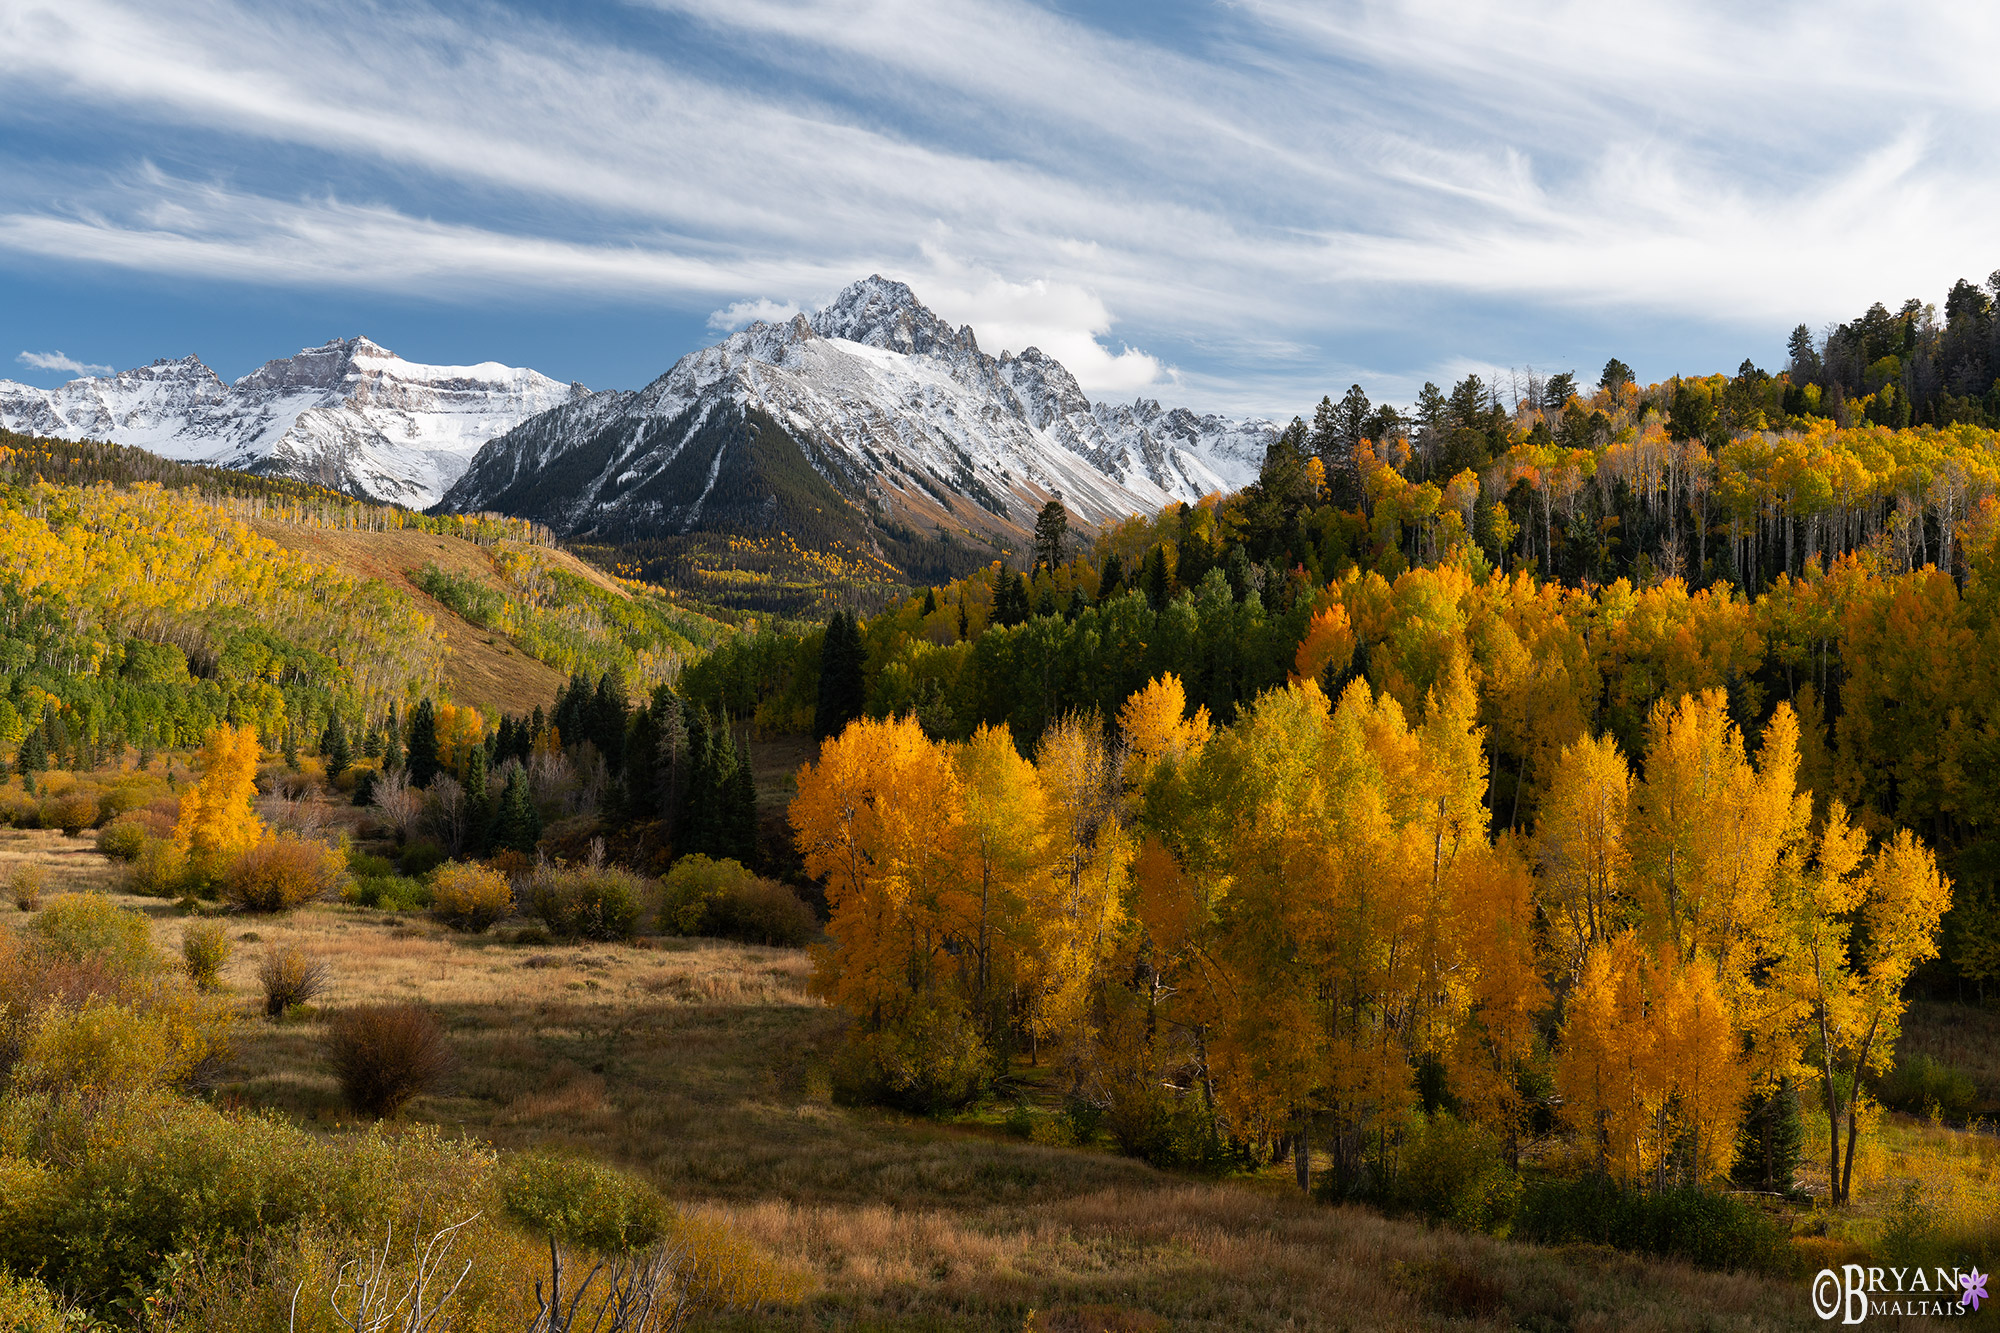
[794,667,1950,1204]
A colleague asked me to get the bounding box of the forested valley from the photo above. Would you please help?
[2,269,1999,1330]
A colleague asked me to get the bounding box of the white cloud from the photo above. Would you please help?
[0,0,1996,411]
[897,254,1167,394]
[16,349,112,377]
[706,297,802,332]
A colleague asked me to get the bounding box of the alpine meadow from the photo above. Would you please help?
[6,4,2000,1329]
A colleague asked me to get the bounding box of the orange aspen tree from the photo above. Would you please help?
[1554,932,1661,1181]
[174,724,264,871]
[1650,951,1749,1186]
[791,716,971,1025]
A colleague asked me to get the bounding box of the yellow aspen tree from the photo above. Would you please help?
[953,724,1046,1045]
[1831,830,1951,1204]
[174,724,264,871]
[1118,673,1211,793]
[1292,602,1355,687]
[1535,732,1633,985]
[1026,714,1131,1082]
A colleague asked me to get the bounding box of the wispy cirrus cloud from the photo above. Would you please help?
[0,0,1996,409]
[16,349,112,377]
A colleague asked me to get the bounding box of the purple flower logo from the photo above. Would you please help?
[1962,1267,1988,1312]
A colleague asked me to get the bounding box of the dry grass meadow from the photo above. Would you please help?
[1,825,1972,1332]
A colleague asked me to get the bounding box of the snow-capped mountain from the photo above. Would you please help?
[438,276,1277,553]
[0,339,587,507]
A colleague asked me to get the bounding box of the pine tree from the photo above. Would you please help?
[491,766,541,853]
[624,702,660,819]
[463,742,490,854]
[1732,1077,1803,1193]
[993,573,1032,628]
[407,698,440,789]
[1097,553,1124,602]
[726,735,759,867]
[1034,496,1069,572]
[321,711,351,780]
[1142,545,1171,612]
[17,727,46,775]
[381,716,403,774]
[282,728,300,772]
[362,724,384,760]
[921,586,938,616]
[678,707,720,856]
[651,686,687,825]
[814,612,867,739]
[591,671,628,766]
[553,672,592,750]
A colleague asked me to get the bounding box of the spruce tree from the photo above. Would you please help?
[491,767,541,853]
[624,703,660,818]
[726,735,759,867]
[552,672,592,750]
[1143,545,1171,611]
[591,671,628,767]
[651,686,686,824]
[406,698,440,789]
[921,586,937,616]
[463,743,490,853]
[17,727,46,775]
[321,712,351,780]
[678,707,719,856]
[282,728,300,772]
[813,613,866,740]
[362,724,384,760]
[1097,553,1124,602]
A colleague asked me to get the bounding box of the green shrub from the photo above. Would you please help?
[344,874,433,912]
[660,854,816,946]
[835,1004,989,1114]
[127,836,190,898]
[94,817,149,861]
[430,862,512,933]
[0,1273,66,1332]
[0,1090,493,1306]
[1513,1175,1786,1272]
[398,840,447,878]
[346,849,396,879]
[181,920,232,991]
[501,1151,671,1253]
[527,864,644,941]
[10,996,178,1098]
[28,893,159,974]
[1393,1112,1518,1232]
[1876,1054,1981,1120]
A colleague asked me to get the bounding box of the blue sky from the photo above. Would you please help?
[2,0,1997,419]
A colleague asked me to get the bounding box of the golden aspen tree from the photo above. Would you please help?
[1446,840,1546,1160]
[174,724,264,872]
[1292,602,1355,687]
[1535,732,1633,985]
[1026,714,1131,1081]
[792,716,971,1025]
[953,723,1046,1046]
[1118,673,1211,791]
[1650,951,1748,1185]
[1554,932,1660,1181]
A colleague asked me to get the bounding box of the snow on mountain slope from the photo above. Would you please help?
[439,277,1277,551]
[0,338,587,507]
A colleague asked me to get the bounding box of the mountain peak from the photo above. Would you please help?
[810,275,971,357]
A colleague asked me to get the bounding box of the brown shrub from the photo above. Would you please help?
[429,861,513,933]
[43,791,102,837]
[258,946,330,1017]
[325,1003,455,1118]
[223,834,346,912]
